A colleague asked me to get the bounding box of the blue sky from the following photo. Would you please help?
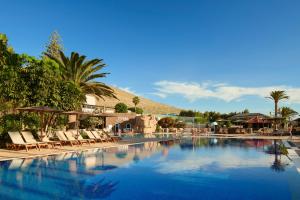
[1,0,300,114]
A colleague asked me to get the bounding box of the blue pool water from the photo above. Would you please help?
[0,138,300,200]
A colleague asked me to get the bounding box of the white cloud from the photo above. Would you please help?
[155,149,291,174]
[154,80,300,103]
[116,86,140,96]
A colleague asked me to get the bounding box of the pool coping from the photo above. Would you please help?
[1,136,300,162]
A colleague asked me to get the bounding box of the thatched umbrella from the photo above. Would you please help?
[17,106,62,138]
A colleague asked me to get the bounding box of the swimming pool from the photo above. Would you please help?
[0,138,299,200]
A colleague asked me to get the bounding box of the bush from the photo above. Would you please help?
[115,103,128,113]
[128,107,143,114]
[0,114,22,146]
[158,117,175,128]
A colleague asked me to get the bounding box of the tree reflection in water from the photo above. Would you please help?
[78,178,119,199]
[267,140,289,173]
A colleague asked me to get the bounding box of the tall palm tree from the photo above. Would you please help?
[267,90,289,130]
[46,51,117,100]
[267,91,289,117]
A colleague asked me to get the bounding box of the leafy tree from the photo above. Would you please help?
[0,35,29,111]
[115,103,128,113]
[43,31,64,59]
[158,117,175,128]
[179,110,195,117]
[46,51,117,100]
[132,96,140,112]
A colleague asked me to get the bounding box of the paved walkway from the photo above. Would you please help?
[0,137,173,161]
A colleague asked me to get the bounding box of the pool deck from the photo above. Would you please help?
[1,134,300,161]
[0,137,172,161]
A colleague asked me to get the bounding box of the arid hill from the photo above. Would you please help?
[96,87,181,114]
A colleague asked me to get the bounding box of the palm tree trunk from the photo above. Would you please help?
[275,101,278,117]
[275,101,278,130]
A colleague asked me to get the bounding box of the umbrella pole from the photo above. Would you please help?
[40,112,44,139]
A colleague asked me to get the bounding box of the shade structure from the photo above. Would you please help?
[17,106,62,138]
[61,111,117,137]
[17,106,61,113]
[246,116,268,124]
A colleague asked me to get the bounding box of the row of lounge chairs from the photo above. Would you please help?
[8,129,118,152]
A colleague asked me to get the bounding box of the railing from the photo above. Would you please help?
[82,104,115,114]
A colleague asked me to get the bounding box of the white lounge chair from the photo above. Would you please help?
[37,131,62,148]
[83,130,101,143]
[78,133,95,144]
[65,130,89,145]
[8,131,38,151]
[55,131,78,146]
[21,131,49,149]
[91,130,105,142]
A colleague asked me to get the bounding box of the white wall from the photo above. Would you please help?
[86,94,97,105]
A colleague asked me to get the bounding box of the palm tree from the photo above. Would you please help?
[46,51,117,100]
[281,107,298,128]
[132,96,140,112]
[267,91,289,117]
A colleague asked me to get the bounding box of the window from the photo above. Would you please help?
[126,123,131,129]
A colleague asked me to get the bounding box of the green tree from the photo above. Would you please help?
[46,51,116,100]
[115,103,128,113]
[128,107,143,114]
[132,96,140,112]
[43,31,64,59]
[158,117,175,128]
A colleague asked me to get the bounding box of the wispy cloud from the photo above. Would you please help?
[153,80,300,103]
[118,86,140,96]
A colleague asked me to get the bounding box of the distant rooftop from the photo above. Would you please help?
[230,113,270,121]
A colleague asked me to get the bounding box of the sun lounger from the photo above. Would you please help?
[83,130,102,142]
[37,131,62,148]
[21,131,49,150]
[8,131,38,151]
[78,134,95,144]
[100,130,120,142]
[65,130,90,145]
[91,130,106,142]
[55,131,78,146]
[42,135,62,148]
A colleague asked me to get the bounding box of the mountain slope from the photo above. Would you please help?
[96,87,181,114]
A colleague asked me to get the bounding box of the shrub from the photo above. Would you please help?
[158,117,175,128]
[115,103,128,113]
[128,107,143,114]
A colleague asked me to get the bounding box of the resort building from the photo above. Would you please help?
[80,95,158,134]
[230,113,272,130]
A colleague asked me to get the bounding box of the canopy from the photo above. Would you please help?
[17,106,61,113]
[17,106,62,138]
[246,116,269,124]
